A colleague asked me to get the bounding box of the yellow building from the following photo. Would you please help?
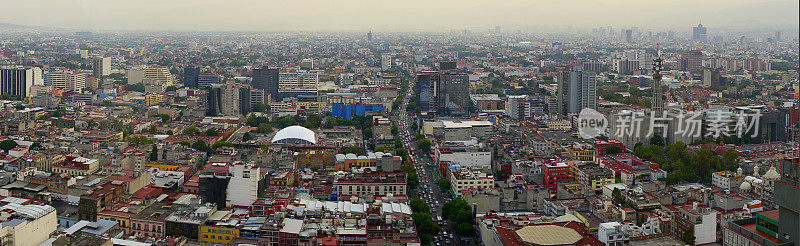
[25,154,65,172]
[51,157,100,176]
[295,101,327,112]
[589,177,617,191]
[569,162,617,192]
[567,148,597,162]
[145,93,166,105]
[146,163,180,171]
[199,226,240,243]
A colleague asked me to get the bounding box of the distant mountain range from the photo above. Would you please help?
[0,23,28,29]
[0,22,65,31]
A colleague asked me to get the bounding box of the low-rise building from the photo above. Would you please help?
[52,156,100,176]
[335,172,407,202]
[448,165,495,197]
[0,198,58,246]
[543,162,573,194]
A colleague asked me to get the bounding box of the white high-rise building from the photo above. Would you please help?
[381,53,392,71]
[44,70,87,92]
[226,162,262,207]
[278,70,318,88]
[127,66,175,86]
[556,66,597,115]
[32,67,44,86]
[93,57,111,77]
[278,70,319,100]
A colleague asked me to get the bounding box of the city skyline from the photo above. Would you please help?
[0,0,798,32]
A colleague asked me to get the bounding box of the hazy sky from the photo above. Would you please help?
[1,0,797,32]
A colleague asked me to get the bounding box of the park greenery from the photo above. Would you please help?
[633,141,739,184]
[410,198,440,245]
[443,200,475,236]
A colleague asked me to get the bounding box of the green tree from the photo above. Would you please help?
[127,136,154,146]
[256,123,273,134]
[417,139,432,153]
[650,134,664,146]
[242,133,252,141]
[612,188,624,204]
[52,108,66,117]
[124,83,145,92]
[410,198,430,213]
[184,126,199,135]
[147,124,158,134]
[400,162,419,190]
[205,129,220,136]
[252,103,268,113]
[438,178,451,192]
[419,234,432,246]
[442,200,472,222]
[0,139,18,151]
[395,147,407,157]
[457,223,476,236]
[391,126,399,135]
[191,140,210,152]
[211,141,234,149]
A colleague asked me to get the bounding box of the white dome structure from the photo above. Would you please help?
[739,181,752,191]
[271,125,317,145]
[763,166,780,180]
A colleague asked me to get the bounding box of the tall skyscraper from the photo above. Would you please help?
[692,23,707,41]
[197,73,221,88]
[0,65,34,99]
[92,57,111,77]
[367,31,373,42]
[239,87,252,116]
[680,50,704,72]
[625,29,633,43]
[416,64,469,116]
[252,67,279,102]
[581,62,604,73]
[183,65,201,88]
[278,70,318,101]
[416,71,440,114]
[206,83,242,116]
[439,73,470,114]
[556,67,596,115]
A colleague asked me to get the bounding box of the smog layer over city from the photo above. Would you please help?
[0,1,797,246]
